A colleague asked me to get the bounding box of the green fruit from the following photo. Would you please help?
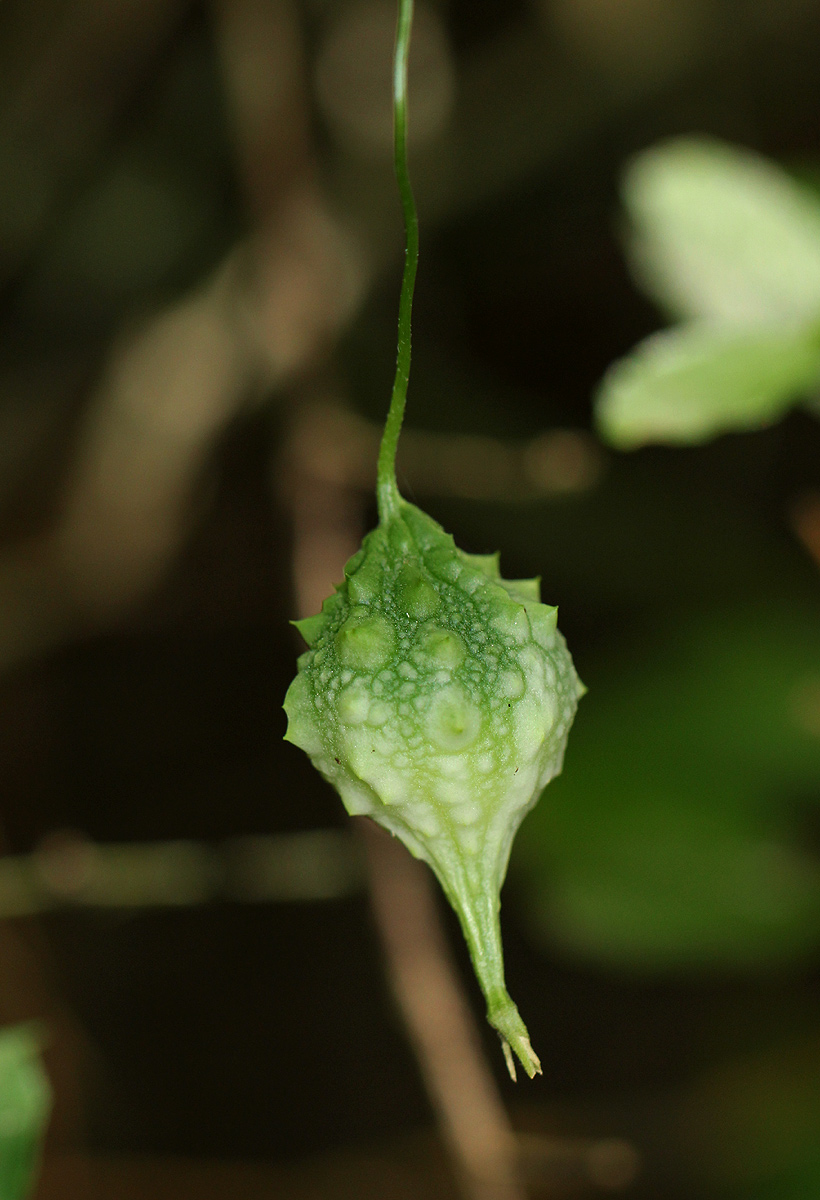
[284,497,583,1078]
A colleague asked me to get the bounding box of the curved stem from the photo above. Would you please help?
[377,0,419,523]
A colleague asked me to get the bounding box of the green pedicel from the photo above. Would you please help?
[284,500,583,1079]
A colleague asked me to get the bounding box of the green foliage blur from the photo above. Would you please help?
[512,132,820,1199]
[519,136,820,971]
[595,139,820,445]
[516,601,820,967]
[0,1026,50,1200]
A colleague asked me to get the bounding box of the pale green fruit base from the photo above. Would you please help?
[284,499,582,1079]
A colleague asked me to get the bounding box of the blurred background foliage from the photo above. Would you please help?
[0,0,819,1197]
[0,1025,50,1200]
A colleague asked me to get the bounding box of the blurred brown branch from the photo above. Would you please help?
[360,821,527,1200]
[0,0,811,676]
[0,829,364,916]
[35,1128,640,1199]
[212,0,314,220]
[285,399,604,502]
[0,0,368,669]
[0,218,364,669]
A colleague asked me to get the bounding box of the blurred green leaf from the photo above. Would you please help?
[681,1035,820,1200]
[595,323,820,447]
[625,137,820,326]
[513,603,820,969]
[0,1025,51,1200]
[738,1160,820,1200]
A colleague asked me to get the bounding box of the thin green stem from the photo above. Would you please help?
[377,0,419,523]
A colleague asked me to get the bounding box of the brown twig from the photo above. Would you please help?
[360,821,526,1200]
[212,0,314,222]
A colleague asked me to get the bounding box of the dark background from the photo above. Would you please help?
[1,1,820,1196]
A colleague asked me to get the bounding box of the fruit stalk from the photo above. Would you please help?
[376,0,419,522]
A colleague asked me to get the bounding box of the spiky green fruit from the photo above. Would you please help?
[284,499,583,1078]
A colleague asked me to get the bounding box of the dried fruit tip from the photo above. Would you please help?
[489,992,542,1081]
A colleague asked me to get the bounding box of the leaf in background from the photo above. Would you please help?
[680,1035,820,1200]
[624,137,820,326]
[513,604,820,970]
[0,1025,51,1200]
[740,1161,820,1200]
[595,323,820,448]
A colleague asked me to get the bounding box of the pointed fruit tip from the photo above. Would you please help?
[489,993,542,1081]
[521,1036,542,1079]
[502,1040,516,1082]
